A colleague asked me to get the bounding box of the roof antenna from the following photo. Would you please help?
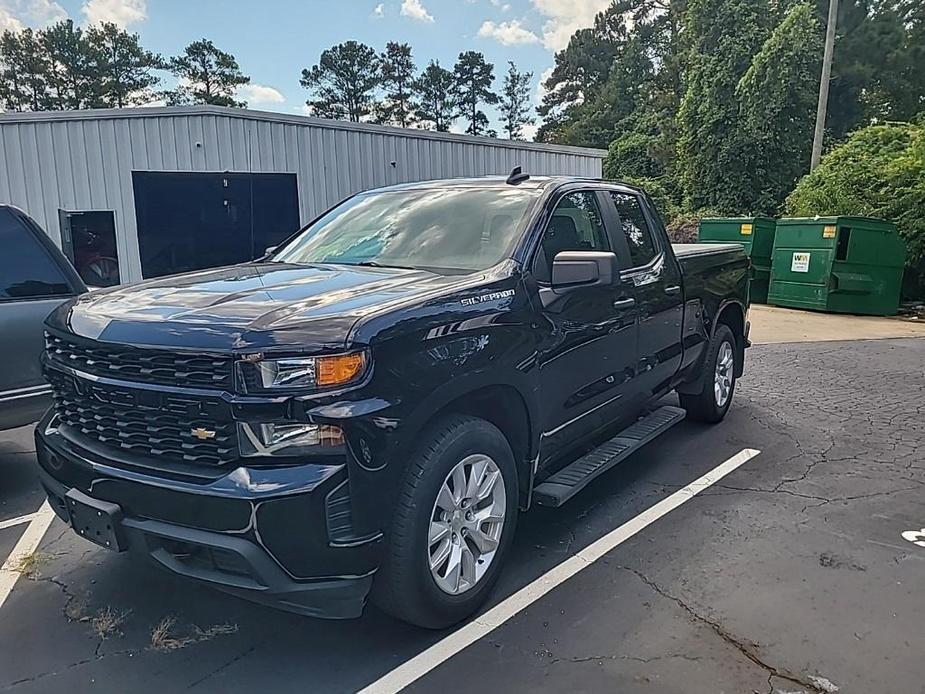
[506,166,530,185]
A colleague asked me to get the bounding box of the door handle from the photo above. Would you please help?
[612,298,636,310]
[665,285,681,296]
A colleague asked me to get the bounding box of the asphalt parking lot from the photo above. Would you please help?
[1,336,924,694]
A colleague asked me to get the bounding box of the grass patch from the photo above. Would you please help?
[150,617,238,652]
[91,606,132,640]
[12,551,49,579]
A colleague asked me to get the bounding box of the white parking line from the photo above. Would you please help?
[0,501,56,610]
[359,448,761,694]
[0,512,38,531]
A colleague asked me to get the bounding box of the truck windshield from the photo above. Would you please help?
[271,187,540,273]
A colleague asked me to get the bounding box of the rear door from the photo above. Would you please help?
[0,208,85,429]
[532,188,639,466]
[605,190,684,402]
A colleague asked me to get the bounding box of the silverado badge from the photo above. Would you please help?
[190,427,217,441]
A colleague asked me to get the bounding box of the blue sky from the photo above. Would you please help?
[0,0,614,138]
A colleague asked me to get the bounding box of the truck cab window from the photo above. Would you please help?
[0,209,71,300]
[535,191,609,283]
[610,192,657,268]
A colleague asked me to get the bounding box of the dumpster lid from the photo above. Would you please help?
[776,216,893,226]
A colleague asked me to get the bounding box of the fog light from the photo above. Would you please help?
[238,422,344,457]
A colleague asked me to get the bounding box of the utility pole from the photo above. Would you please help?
[811,0,839,170]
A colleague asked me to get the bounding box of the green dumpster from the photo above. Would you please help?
[768,216,906,316]
[698,217,776,303]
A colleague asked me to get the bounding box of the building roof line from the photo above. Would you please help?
[0,105,608,158]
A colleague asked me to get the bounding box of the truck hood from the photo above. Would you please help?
[49,262,465,352]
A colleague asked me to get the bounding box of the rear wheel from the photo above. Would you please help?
[373,415,518,629]
[679,323,738,423]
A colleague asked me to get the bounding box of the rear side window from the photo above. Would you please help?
[0,209,71,300]
[610,192,657,268]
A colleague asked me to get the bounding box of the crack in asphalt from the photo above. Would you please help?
[185,643,261,689]
[550,652,702,665]
[619,566,829,694]
[0,574,142,691]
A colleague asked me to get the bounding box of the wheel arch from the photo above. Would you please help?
[402,376,537,510]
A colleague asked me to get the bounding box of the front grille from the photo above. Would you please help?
[45,333,234,391]
[46,368,237,466]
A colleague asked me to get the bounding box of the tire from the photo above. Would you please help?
[372,415,518,629]
[679,323,738,423]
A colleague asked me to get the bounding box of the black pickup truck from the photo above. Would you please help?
[36,173,749,628]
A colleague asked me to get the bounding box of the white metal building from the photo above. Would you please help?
[0,106,605,285]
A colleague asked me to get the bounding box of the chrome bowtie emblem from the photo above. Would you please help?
[190,427,217,440]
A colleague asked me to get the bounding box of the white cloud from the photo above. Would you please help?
[372,2,384,18]
[534,66,553,105]
[237,83,285,106]
[489,0,511,9]
[400,0,433,23]
[520,123,539,141]
[477,19,539,46]
[0,8,24,31]
[81,0,146,27]
[531,0,611,50]
[0,0,67,30]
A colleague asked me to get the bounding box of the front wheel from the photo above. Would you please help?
[372,415,518,629]
[679,323,738,423]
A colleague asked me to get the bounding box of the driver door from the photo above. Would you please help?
[532,189,640,468]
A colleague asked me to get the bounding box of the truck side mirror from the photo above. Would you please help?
[551,251,617,289]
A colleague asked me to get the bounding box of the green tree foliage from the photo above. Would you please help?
[498,61,533,140]
[40,20,96,110]
[415,59,456,131]
[452,50,498,137]
[677,0,770,213]
[0,28,50,111]
[377,42,416,127]
[167,39,249,108]
[300,41,380,122]
[735,3,822,213]
[786,122,925,299]
[87,22,163,108]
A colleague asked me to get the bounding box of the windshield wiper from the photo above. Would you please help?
[353,261,416,270]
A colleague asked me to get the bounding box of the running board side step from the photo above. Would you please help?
[533,405,687,507]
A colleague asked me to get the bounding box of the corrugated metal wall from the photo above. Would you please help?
[0,107,605,282]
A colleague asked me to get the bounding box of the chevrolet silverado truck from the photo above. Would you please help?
[35,172,749,628]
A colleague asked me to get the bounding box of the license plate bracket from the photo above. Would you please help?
[65,488,125,552]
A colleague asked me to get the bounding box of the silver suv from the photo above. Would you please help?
[0,206,86,431]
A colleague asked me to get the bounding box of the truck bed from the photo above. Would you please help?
[671,242,744,259]
[672,242,749,308]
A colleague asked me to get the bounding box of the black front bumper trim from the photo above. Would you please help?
[39,468,373,620]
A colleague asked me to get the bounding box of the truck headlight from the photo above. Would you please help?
[238,422,344,457]
[237,352,367,392]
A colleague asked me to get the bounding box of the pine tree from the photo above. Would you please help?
[0,28,51,111]
[414,60,456,131]
[87,22,163,108]
[167,39,249,108]
[498,62,533,140]
[40,20,96,110]
[378,42,416,127]
[300,41,380,122]
[452,51,498,137]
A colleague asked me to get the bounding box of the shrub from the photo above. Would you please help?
[786,122,925,299]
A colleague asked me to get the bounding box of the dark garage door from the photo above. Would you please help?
[133,172,301,278]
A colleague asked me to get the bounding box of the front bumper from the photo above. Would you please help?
[35,414,381,619]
